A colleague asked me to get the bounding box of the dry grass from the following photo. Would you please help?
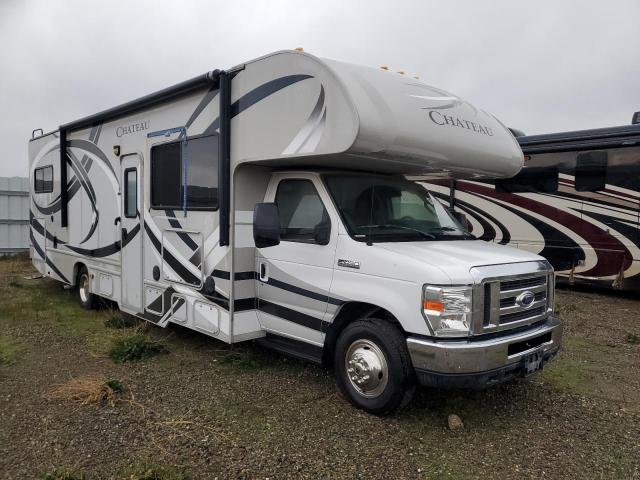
[48,376,123,407]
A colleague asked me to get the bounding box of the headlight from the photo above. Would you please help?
[422,285,472,337]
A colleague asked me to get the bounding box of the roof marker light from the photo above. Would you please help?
[380,65,389,70]
[295,47,304,52]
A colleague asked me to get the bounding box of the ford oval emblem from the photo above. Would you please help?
[516,291,536,308]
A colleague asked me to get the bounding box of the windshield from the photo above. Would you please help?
[324,174,472,242]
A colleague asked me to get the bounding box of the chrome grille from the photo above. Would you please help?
[470,262,554,334]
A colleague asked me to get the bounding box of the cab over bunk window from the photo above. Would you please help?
[34,165,53,193]
[575,151,607,192]
[150,134,219,210]
[495,167,559,193]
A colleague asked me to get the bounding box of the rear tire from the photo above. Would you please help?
[334,318,415,415]
[76,266,95,310]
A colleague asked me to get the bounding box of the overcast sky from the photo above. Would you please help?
[1,0,638,177]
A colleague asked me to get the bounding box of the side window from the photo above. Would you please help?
[275,180,329,244]
[575,151,607,192]
[151,142,181,208]
[495,167,559,193]
[34,165,53,193]
[124,168,137,218]
[150,134,219,210]
[185,134,219,209]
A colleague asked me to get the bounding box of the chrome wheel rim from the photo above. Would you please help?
[345,339,388,398]
[79,273,89,303]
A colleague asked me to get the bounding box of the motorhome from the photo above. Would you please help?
[430,121,640,292]
[29,50,561,414]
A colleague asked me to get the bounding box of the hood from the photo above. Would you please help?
[375,240,545,283]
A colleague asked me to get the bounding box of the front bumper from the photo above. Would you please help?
[407,316,562,389]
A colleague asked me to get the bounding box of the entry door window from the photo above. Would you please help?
[124,168,138,218]
[275,180,329,243]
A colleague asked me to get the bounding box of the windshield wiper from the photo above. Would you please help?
[360,224,435,240]
[427,226,474,238]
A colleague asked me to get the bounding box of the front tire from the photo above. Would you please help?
[76,266,95,310]
[334,318,415,415]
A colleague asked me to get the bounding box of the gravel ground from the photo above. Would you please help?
[0,256,639,479]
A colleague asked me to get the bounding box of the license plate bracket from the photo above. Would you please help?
[521,348,544,377]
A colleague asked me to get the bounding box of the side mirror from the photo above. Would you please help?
[314,214,331,245]
[449,208,472,232]
[253,203,281,248]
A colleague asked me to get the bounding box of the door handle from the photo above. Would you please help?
[259,262,268,282]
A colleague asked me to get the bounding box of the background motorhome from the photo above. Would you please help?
[428,121,640,292]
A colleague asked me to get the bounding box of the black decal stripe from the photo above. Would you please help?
[67,139,117,181]
[264,276,344,306]
[164,210,199,251]
[184,87,219,131]
[30,230,69,283]
[67,150,100,244]
[29,211,66,245]
[203,74,313,136]
[258,299,327,332]
[212,269,257,281]
[144,222,201,286]
[213,269,343,305]
[146,286,176,315]
[234,297,256,312]
[33,177,81,215]
[65,223,140,257]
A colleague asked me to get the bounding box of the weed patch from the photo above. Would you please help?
[0,336,19,365]
[48,376,124,407]
[109,333,168,363]
[217,351,260,371]
[626,333,640,345]
[555,302,578,316]
[128,465,190,480]
[104,314,141,329]
[42,469,86,480]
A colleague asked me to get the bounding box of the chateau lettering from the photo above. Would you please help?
[428,111,493,136]
[116,120,150,138]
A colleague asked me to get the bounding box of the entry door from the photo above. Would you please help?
[256,176,337,346]
[120,154,143,312]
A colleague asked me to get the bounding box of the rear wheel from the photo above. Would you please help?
[76,266,95,310]
[335,318,415,414]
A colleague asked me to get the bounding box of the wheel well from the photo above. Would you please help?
[322,302,402,367]
[72,262,86,286]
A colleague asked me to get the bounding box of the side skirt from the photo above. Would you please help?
[255,332,324,365]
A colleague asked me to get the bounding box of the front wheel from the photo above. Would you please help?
[76,266,95,310]
[334,318,415,415]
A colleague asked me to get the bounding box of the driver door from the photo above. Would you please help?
[256,174,337,346]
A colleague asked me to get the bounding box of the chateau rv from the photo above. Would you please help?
[29,50,561,413]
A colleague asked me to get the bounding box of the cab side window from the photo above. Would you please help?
[275,179,330,244]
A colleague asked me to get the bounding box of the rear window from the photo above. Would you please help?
[34,165,53,193]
